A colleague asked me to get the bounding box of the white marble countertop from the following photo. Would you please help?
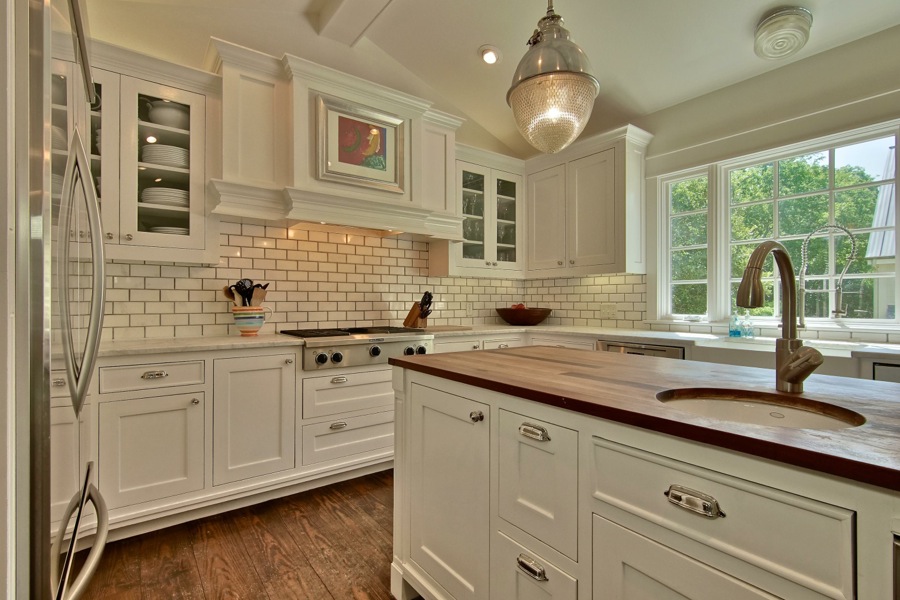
[95,326,900,360]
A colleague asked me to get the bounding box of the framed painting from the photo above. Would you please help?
[316,95,405,194]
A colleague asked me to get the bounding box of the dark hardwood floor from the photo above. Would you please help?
[74,469,402,599]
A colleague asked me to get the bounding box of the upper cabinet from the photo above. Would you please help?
[430,146,525,277]
[526,125,653,277]
[204,39,464,239]
[52,35,221,264]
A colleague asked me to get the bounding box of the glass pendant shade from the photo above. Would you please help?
[507,2,599,154]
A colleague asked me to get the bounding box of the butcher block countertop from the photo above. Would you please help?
[390,346,900,492]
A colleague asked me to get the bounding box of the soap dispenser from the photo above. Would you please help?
[729,313,742,338]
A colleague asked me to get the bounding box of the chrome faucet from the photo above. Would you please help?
[798,224,858,327]
[736,241,824,393]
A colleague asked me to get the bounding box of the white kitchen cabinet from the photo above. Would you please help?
[98,392,205,509]
[52,37,220,264]
[50,404,91,525]
[213,353,296,485]
[593,516,779,600]
[529,335,595,350]
[498,409,578,560]
[301,410,394,466]
[408,383,490,600]
[301,368,393,418]
[430,146,525,278]
[434,334,525,354]
[526,125,652,277]
[491,531,577,600]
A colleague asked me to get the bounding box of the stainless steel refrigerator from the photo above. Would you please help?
[20,0,109,597]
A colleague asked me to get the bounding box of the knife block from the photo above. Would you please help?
[402,303,427,328]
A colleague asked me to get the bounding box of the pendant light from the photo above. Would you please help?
[507,0,600,154]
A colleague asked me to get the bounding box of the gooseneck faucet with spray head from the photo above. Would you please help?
[798,224,858,327]
[736,240,823,393]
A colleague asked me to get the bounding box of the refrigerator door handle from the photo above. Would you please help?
[50,462,109,600]
[57,128,105,418]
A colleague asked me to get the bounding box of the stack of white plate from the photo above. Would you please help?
[141,144,189,168]
[140,187,189,207]
[148,226,189,235]
[51,126,67,150]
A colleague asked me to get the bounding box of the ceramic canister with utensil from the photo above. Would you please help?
[231,306,273,336]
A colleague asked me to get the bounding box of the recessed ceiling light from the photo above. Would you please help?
[146,135,157,143]
[479,45,501,65]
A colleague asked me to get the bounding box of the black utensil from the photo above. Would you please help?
[233,279,254,306]
[419,291,433,319]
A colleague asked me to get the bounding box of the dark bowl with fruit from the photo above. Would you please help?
[495,305,552,326]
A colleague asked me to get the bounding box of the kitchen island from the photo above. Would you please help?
[389,346,900,600]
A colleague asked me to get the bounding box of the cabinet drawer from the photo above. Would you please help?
[301,368,392,418]
[530,336,594,350]
[491,530,576,600]
[99,360,204,394]
[483,337,524,350]
[590,437,855,599]
[301,410,393,465]
[499,409,578,559]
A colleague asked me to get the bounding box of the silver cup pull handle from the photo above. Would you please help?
[516,553,548,582]
[519,423,551,442]
[140,370,168,380]
[329,421,348,430]
[331,376,348,384]
[664,484,726,519]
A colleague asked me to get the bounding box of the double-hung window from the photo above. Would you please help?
[662,124,897,326]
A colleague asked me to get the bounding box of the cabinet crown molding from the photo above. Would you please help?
[456,145,525,174]
[282,54,432,116]
[424,108,466,131]
[525,124,653,174]
[204,37,286,79]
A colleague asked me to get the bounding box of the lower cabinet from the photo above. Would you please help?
[435,334,525,353]
[592,516,778,599]
[98,393,204,509]
[50,404,91,524]
[408,383,490,600]
[492,531,577,600]
[213,353,296,485]
[301,410,394,465]
[393,372,880,600]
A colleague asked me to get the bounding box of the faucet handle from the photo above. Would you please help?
[779,345,824,388]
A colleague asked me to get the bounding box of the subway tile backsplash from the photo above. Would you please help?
[102,218,649,340]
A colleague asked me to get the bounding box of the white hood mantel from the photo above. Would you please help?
[205,38,465,239]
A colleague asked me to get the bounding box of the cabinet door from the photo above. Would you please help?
[119,76,206,251]
[527,164,567,271]
[99,393,204,508]
[492,170,522,271]
[593,515,780,600]
[408,384,490,600]
[492,531,577,600]
[498,410,578,559]
[50,406,82,523]
[568,149,616,268]
[213,354,295,485]
[458,162,491,268]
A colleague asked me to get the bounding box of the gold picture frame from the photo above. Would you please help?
[316,95,405,194]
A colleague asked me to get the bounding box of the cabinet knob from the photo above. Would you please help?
[469,410,484,423]
[557,260,563,266]
[472,344,480,350]
[105,232,113,240]
[191,398,200,405]
[492,262,498,266]
[125,233,133,241]
[485,261,491,266]
[78,230,86,239]
[569,259,575,265]
[498,344,509,349]
[52,378,66,387]
[284,358,294,365]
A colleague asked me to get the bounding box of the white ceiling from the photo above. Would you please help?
[72,0,900,158]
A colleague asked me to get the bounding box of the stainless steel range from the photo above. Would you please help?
[280,327,434,370]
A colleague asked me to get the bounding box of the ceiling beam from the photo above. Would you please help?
[315,0,393,47]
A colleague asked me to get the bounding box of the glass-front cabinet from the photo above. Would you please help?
[458,162,522,272]
[51,57,211,262]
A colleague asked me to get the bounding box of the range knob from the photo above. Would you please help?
[403,346,416,356]
[416,345,428,355]
[369,345,382,357]
[331,351,344,364]
[314,352,329,365]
